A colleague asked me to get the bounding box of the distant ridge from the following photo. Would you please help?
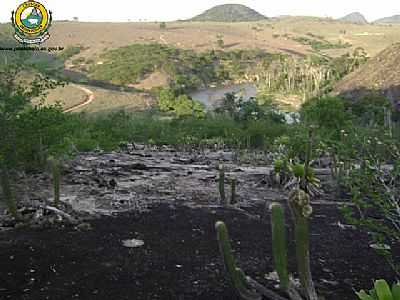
[374,15,400,24]
[190,4,267,22]
[338,12,368,24]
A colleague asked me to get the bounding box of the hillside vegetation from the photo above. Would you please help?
[190,4,267,22]
[334,42,400,106]
[88,44,279,91]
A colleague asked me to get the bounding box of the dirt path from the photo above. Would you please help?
[63,84,95,113]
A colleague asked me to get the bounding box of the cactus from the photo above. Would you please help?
[48,156,61,208]
[230,178,237,205]
[218,164,226,205]
[271,203,289,291]
[215,221,261,300]
[0,166,18,219]
[289,189,317,300]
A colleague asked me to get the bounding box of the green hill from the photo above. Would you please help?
[338,12,368,24]
[374,15,400,24]
[190,4,267,22]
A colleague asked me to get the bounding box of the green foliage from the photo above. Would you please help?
[293,36,352,51]
[159,22,166,30]
[88,43,278,91]
[300,96,350,139]
[158,88,205,118]
[0,64,64,169]
[357,280,400,300]
[216,92,284,123]
[346,95,393,126]
[270,203,289,290]
[57,46,82,62]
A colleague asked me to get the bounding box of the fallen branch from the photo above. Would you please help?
[246,276,289,300]
[42,205,77,223]
[247,276,304,300]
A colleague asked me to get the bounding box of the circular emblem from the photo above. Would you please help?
[11,0,52,44]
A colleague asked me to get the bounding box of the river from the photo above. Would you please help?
[189,83,257,108]
[189,83,298,124]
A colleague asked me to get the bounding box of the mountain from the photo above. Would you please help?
[334,43,400,109]
[190,4,267,22]
[374,15,400,24]
[338,12,368,24]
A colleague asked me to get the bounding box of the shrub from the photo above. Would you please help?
[300,96,351,139]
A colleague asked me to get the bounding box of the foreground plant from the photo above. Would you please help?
[215,196,317,300]
[356,279,400,300]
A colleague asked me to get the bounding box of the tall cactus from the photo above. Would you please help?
[271,203,289,291]
[215,221,261,300]
[48,156,61,208]
[289,189,317,300]
[218,164,226,205]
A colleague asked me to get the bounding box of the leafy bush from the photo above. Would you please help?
[356,279,400,300]
[57,45,83,62]
[293,36,352,51]
[158,88,205,118]
[300,96,351,139]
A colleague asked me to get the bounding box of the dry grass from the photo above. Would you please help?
[72,87,154,113]
[334,43,400,98]
[40,84,87,109]
[40,18,400,62]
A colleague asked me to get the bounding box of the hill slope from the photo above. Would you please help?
[374,15,400,24]
[338,12,368,24]
[190,4,267,22]
[334,43,400,108]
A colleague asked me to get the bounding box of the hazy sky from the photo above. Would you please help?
[1,0,399,23]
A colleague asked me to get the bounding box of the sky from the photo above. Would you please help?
[1,0,399,23]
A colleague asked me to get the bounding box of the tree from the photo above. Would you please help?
[73,16,79,21]
[159,22,166,30]
[0,62,62,216]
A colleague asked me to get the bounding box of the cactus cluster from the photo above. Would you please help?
[218,164,238,206]
[215,192,317,300]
